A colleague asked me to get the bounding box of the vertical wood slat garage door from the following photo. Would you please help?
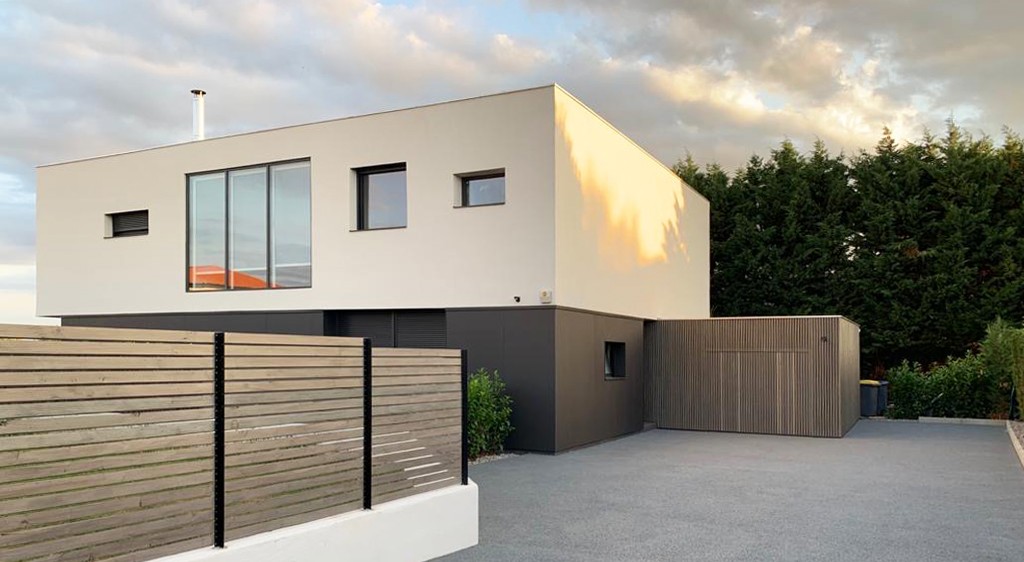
[647,316,860,438]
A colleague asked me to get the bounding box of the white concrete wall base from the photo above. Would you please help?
[917,416,1006,427]
[154,481,478,562]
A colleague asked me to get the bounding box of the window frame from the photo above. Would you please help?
[185,157,312,293]
[107,209,149,238]
[456,169,506,208]
[604,341,626,380]
[355,163,408,231]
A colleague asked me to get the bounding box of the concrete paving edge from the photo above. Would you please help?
[1007,421,1024,471]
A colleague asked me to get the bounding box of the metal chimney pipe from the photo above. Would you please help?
[191,89,206,140]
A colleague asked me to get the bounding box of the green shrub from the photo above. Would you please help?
[467,368,513,459]
[927,355,992,418]
[886,361,927,419]
[887,355,993,419]
[981,318,1024,418]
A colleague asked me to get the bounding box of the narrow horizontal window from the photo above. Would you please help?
[458,170,505,207]
[108,210,149,237]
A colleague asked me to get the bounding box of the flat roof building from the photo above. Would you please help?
[37,84,710,452]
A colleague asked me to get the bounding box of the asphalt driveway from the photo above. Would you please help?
[442,420,1024,561]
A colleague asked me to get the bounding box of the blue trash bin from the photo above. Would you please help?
[860,380,879,417]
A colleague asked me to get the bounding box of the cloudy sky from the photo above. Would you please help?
[1,0,1020,324]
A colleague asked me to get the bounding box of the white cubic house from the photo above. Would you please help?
[37,85,710,452]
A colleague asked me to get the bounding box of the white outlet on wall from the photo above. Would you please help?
[539,289,553,304]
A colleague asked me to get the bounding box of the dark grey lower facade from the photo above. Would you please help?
[63,306,645,453]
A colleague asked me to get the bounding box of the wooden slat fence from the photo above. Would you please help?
[0,324,467,562]
[0,324,215,562]
[371,348,463,504]
[223,332,365,541]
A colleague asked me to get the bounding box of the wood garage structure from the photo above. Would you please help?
[644,316,860,438]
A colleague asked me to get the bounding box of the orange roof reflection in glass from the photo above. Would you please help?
[188,266,274,289]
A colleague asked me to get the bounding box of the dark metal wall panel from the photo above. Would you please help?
[553,309,644,452]
[446,308,557,452]
[327,310,446,348]
[648,316,860,438]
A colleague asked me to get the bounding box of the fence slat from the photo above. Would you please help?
[224,332,363,347]
[224,344,363,357]
[224,387,362,406]
[226,397,361,418]
[224,366,362,380]
[0,369,212,384]
[0,324,210,343]
[225,356,363,369]
[0,407,213,435]
[0,340,213,357]
[0,355,213,371]
[226,378,362,393]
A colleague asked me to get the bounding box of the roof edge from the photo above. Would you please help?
[38,84,558,169]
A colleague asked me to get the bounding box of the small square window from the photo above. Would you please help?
[604,341,625,379]
[459,171,505,207]
[107,210,148,238]
[356,164,407,230]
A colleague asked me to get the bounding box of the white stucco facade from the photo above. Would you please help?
[36,85,709,320]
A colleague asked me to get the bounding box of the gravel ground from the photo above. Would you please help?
[1010,420,1024,445]
[444,420,1024,562]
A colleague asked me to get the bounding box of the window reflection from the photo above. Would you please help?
[358,166,407,229]
[187,160,311,291]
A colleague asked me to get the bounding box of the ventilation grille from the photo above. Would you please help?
[331,310,446,348]
[110,210,149,237]
[395,311,446,348]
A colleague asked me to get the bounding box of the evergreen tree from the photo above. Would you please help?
[677,124,1024,375]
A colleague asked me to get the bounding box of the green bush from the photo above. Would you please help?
[467,368,513,459]
[886,318,1024,420]
[927,355,992,418]
[887,355,994,419]
[886,361,927,419]
[981,318,1024,419]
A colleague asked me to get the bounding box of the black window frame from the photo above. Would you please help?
[458,170,506,208]
[108,209,149,238]
[185,157,312,293]
[604,341,626,380]
[355,163,408,231]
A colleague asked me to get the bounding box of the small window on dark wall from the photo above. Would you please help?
[604,341,626,379]
[458,170,505,207]
[356,163,407,230]
[107,210,148,238]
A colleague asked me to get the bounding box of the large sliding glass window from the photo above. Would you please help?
[228,167,268,289]
[187,159,311,291]
[271,162,312,287]
[188,173,227,291]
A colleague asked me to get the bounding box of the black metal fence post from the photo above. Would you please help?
[362,338,373,509]
[461,349,468,486]
[213,332,225,548]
